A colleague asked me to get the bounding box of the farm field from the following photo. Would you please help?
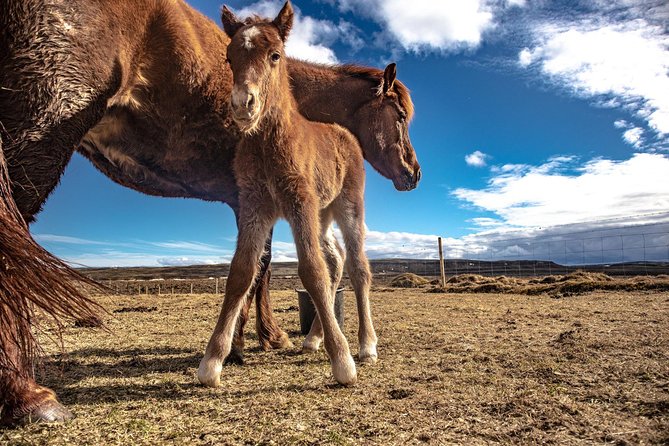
[1,284,668,445]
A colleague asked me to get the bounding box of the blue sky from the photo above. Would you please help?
[31,0,669,267]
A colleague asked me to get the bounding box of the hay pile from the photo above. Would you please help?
[429,271,669,297]
[389,273,430,288]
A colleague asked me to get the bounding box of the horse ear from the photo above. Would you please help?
[221,5,244,38]
[382,63,397,94]
[273,1,294,41]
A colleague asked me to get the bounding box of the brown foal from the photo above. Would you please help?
[198,1,377,386]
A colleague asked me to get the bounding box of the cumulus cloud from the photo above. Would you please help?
[519,18,669,143]
[329,0,501,53]
[465,150,489,167]
[235,1,361,63]
[453,153,669,228]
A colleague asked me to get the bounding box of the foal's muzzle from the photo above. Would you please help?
[230,85,261,131]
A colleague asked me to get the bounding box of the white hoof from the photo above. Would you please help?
[197,356,223,388]
[359,343,378,364]
[332,354,357,386]
[302,336,321,353]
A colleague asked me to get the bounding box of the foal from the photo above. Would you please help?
[198,1,376,386]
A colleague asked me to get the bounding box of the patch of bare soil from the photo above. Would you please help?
[1,288,667,445]
[429,271,669,297]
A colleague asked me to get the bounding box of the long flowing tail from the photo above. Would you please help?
[0,135,103,377]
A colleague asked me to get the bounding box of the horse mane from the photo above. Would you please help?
[335,64,415,120]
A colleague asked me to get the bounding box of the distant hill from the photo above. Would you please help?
[78,259,669,280]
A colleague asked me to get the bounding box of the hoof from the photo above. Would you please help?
[197,357,223,388]
[224,348,245,365]
[332,355,357,386]
[23,399,74,424]
[302,336,321,353]
[359,354,378,365]
[270,332,293,350]
[2,399,73,427]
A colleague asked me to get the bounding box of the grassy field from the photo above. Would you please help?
[1,285,668,445]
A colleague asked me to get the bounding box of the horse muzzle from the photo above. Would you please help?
[393,165,421,191]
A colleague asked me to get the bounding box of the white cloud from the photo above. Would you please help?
[622,127,644,148]
[150,241,226,254]
[236,1,355,63]
[519,19,669,141]
[614,119,629,129]
[33,234,114,246]
[271,229,442,261]
[377,0,494,52]
[518,48,533,67]
[465,150,489,167]
[330,0,497,53]
[453,153,669,228]
[31,235,234,267]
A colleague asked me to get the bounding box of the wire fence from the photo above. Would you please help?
[371,222,669,278]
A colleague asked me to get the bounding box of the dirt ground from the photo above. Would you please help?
[1,287,667,445]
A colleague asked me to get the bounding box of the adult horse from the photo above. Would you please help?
[0,0,420,425]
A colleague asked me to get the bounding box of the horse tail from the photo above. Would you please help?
[0,134,103,377]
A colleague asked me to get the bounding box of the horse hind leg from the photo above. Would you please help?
[253,229,292,351]
[336,205,377,364]
[0,137,100,426]
[290,208,355,385]
[303,221,344,353]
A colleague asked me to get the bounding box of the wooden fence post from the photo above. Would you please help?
[215,278,219,294]
[438,236,446,287]
[190,283,194,295]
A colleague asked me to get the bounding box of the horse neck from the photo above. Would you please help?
[252,72,300,147]
[287,60,374,128]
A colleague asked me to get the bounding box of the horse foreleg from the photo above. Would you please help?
[198,206,275,387]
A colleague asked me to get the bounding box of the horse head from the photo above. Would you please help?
[221,2,294,134]
[351,63,421,191]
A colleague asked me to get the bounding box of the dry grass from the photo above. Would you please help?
[389,273,430,288]
[429,271,669,297]
[1,285,668,445]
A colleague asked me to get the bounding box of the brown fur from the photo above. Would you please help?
[0,0,420,422]
[198,2,380,387]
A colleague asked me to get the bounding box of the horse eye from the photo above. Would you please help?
[270,52,281,63]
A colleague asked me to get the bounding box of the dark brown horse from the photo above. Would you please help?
[199,2,376,387]
[0,0,420,425]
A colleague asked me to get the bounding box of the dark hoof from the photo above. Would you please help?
[268,331,293,350]
[2,399,73,427]
[224,349,245,365]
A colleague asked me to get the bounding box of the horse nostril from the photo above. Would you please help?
[246,94,255,110]
[415,167,422,183]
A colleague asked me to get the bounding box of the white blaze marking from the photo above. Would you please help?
[242,26,260,50]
